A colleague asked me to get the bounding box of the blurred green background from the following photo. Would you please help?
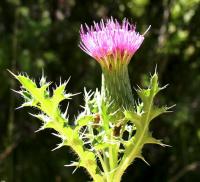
[0,0,200,181]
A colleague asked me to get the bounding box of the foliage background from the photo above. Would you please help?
[0,0,200,181]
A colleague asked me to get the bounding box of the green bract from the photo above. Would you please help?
[11,70,170,182]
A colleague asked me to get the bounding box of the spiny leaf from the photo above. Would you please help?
[136,102,144,115]
[51,140,68,151]
[17,75,45,100]
[80,151,96,171]
[149,106,168,121]
[144,136,170,147]
[52,83,67,102]
[76,114,93,128]
[29,113,52,123]
[137,72,164,106]
[16,101,36,109]
[124,110,142,129]
[93,143,110,151]
[64,161,79,167]
[137,88,151,105]
[136,152,150,166]
[150,72,160,96]
[17,75,37,91]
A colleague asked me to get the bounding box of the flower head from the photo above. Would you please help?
[79,17,145,69]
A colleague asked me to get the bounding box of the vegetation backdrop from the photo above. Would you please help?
[0,0,200,181]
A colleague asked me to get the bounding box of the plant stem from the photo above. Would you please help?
[101,64,135,182]
[97,151,110,181]
[113,90,154,182]
[113,133,145,182]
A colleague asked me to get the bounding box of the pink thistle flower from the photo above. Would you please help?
[79,17,145,69]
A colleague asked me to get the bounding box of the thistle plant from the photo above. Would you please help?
[11,17,171,182]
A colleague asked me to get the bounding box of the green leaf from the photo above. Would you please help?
[150,106,168,121]
[52,83,67,102]
[137,88,151,105]
[93,143,110,151]
[75,114,94,130]
[150,72,160,96]
[144,136,170,147]
[136,152,150,166]
[124,110,142,129]
[80,151,97,172]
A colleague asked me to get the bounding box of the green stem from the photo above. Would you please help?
[101,64,134,182]
[97,151,111,182]
[114,131,146,182]
[75,148,103,182]
[110,134,120,167]
[114,91,154,182]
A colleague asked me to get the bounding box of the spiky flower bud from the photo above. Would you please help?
[80,17,145,119]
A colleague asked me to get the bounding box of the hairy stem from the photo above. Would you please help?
[114,88,155,182]
[100,64,135,181]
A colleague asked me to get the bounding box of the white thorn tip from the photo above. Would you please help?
[142,25,151,36]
